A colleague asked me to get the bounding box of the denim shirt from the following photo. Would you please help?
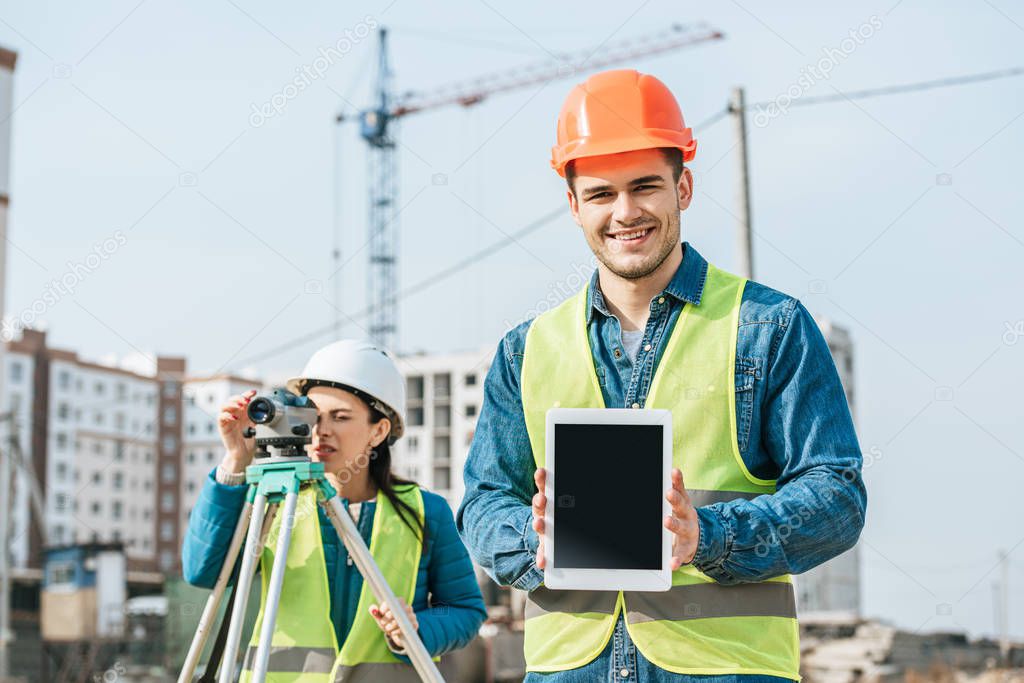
[456,241,867,681]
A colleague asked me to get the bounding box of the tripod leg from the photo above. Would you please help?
[250,488,300,681]
[321,496,446,683]
[179,502,254,683]
[217,492,269,683]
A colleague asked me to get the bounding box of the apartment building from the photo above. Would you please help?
[179,374,264,530]
[392,347,492,508]
[1,329,262,574]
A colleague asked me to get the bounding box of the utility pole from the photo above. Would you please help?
[999,548,1009,664]
[0,45,17,683]
[729,87,755,280]
[0,417,11,682]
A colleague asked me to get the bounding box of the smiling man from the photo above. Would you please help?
[457,69,867,682]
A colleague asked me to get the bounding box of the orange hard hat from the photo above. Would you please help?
[550,69,697,177]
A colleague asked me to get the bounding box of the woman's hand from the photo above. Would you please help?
[218,389,257,473]
[369,599,418,650]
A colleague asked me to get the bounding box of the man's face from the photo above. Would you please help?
[567,148,693,280]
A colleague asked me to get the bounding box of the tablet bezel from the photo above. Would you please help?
[543,407,672,592]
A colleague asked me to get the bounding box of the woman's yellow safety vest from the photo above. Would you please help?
[520,263,801,680]
[239,484,430,683]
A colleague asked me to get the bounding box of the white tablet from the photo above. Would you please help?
[543,407,672,592]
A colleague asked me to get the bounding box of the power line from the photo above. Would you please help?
[230,204,565,369]
[692,66,1024,134]
[751,65,1024,110]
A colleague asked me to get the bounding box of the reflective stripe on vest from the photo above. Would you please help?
[238,485,428,683]
[333,662,425,682]
[242,646,336,674]
[520,262,801,680]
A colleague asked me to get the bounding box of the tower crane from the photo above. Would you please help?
[335,22,725,351]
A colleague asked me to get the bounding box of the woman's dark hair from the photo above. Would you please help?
[364,403,427,545]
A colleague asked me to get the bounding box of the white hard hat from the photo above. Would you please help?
[286,339,406,444]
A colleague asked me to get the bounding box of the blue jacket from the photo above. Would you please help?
[182,469,487,660]
[457,241,867,681]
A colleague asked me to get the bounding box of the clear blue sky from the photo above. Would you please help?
[2,0,1022,640]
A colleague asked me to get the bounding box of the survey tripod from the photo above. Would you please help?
[177,390,445,683]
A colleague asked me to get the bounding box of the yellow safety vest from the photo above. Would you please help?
[520,263,801,680]
[239,484,428,683]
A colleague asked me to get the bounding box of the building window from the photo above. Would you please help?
[93,442,103,455]
[206,451,215,463]
[9,362,23,383]
[159,551,175,571]
[434,404,450,428]
[163,406,177,426]
[162,435,177,454]
[464,373,477,386]
[57,403,70,420]
[465,404,477,417]
[48,560,75,587]
[116,383,127,400]
[407,407,424,427]
[433,374,451,399]
[114,413,125,430]
[91,501,102,515]
[112,501,123,519]
[92,472,102,485]
[113,472,124,490]
[407,436,418,450]
[54,493,68,512]
[94,381,105,395]
[94,412,104,425]
[56,433,68,450]
[160,521,174,541]
[406,376,424,400]
[186,481,196,494]
[114,442,125,461]
[163,381,180,400]
[58,370,71,390]
[433,436,450,461]
[161,491,174,512]
[161,463,176,483]
[433,466,450,490]
[206,422,214,434]
[55,462,68,481]
[187,451,196,464]
[188,423,196,435]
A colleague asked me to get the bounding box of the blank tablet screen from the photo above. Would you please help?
[552,423,663,570]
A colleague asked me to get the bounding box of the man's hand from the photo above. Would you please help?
[369,599,418,650]
[531,468,548,569]
[664,468,700,570]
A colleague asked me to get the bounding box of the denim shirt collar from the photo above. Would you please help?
[586,241,709,324]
